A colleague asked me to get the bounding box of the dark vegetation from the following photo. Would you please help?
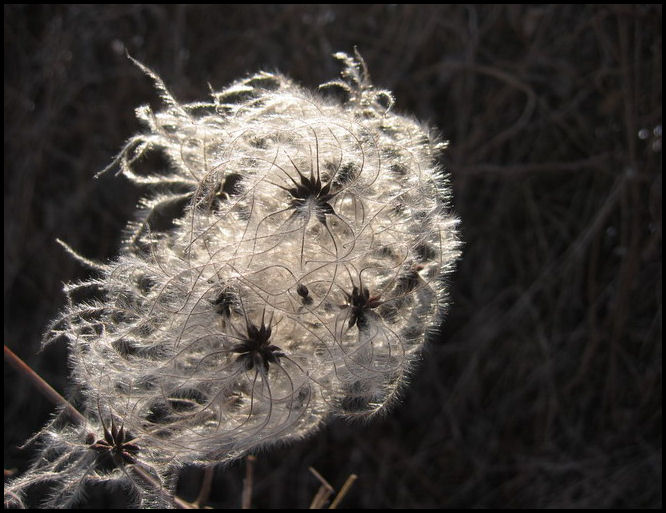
[4,5,661,508]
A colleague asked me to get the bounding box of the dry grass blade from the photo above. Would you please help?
[308,467,357,509]
[329,473,358,509]
[309,466,335,509]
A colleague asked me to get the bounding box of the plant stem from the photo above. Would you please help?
[4,345,86,425]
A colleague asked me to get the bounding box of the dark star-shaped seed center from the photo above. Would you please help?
[277,154,339,224]
[89,418,140,467]
[288,171,336,224]
[231,316,284,374]
[343,285,383,330]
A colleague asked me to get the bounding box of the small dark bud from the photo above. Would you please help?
[296,283,309,298]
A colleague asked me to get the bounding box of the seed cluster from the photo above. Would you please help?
[5,50,460,508]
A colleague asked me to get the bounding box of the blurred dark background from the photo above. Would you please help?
[4,5,661,508]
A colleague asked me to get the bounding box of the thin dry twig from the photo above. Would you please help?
[308,467,357,509]
[242,455,256,509]
[329,473,358,509]
[192,465,215,508]
[4,345,86,426]
[309,466,335,509]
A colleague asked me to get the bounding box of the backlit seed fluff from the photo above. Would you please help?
[6,50,461,508]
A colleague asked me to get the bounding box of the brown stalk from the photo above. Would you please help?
[329,473,358,509]
[242,455,256,509]
[309,466,334,509]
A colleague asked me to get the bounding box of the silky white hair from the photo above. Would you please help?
[5,50,460,509]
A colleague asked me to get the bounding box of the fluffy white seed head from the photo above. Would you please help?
[6,50,460,507]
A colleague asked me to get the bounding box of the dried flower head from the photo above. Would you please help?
[5,49,460,508]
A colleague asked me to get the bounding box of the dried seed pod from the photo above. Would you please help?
[5,50,460,508]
